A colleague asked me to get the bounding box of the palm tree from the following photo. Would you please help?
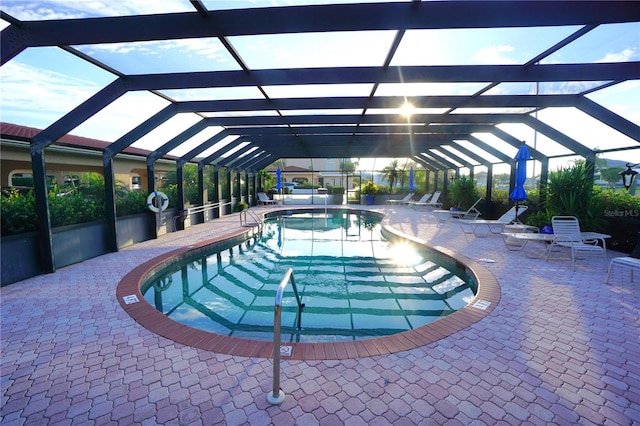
[382,160,401,192]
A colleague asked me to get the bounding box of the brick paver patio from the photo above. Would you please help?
[1,206,638,425]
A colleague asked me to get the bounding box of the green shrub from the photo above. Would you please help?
[116,190,148,217]
[526,162,604,231]
[48,188,105,227]
[599,188,640,213]
[1,188,37,234]
[491,188,510,206]
[595,188,640,252]
[160,185,178,208]
[234,201,249,212]
[77,172,105,202]
[1,174,153,236]
[522,162,640,252]
[448,176,480,209]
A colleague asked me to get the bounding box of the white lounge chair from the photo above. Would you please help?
[407,193,432,208]
[547,216,606,271]
[606,256,640,283]
[257,192,278,206]
[412,191,442,209]
[386,192,414,205]
[432,198,483,222]
[459,205,528,237]
[606,237,640,283]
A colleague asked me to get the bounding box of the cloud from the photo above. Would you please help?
[76,38,231,72]
[0,61,104,119]
[1,0,191,20]
[473,45,517,65]
[1,2,82,20]
[74,92,171,141]
[598,48,638,63]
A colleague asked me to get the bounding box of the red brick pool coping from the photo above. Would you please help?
[116,208,500,361]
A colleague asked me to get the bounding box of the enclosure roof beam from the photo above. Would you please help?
[176,94,580,113]
[4,1,637,63]
[122,63,640,90]
[574,97,640,143]
[465,135,516,164]
[198,137,248,167]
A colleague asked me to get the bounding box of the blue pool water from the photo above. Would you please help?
[142,210,476,342]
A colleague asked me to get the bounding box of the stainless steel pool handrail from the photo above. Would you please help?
[240,208,262,228]
[268,268,304,405]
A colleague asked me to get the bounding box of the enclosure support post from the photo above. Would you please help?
[31,146,55,273]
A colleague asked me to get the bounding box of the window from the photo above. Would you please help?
[63,175,80,188]
[131,175,141,189]
[9,171,56,189]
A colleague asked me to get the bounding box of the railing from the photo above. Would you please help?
[239,208,263,228]
[188,201,231,216]
[172,201,232,231]
[268,268,304,405]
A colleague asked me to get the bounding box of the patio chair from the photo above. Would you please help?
[606,234,640,284]
[432,198,483,222]
[459,205,528,237]
[257,192,278,206]
[386,192,414,205]
[606,257,640,283]
[548,216,606,271]
[407,193,432,208]
[413,191,442,209]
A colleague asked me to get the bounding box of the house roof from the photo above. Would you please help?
[0,122,176,160]
[266,165,312,173]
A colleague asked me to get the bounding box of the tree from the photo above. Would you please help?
[259,170,275,191]
[593,148,609,173]
[164,164,199,205]
[448,176,480,209]
[340,158,356,172]
[600,167,624,188]
[382,160,401,191]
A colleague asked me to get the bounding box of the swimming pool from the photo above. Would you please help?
[141,210,476,343]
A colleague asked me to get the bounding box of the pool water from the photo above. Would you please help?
[142,211,476,342]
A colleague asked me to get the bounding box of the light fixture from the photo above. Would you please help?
[620,163,639,190]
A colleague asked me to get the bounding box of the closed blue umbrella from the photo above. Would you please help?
[276,167,282,191]
[510,143,531,222]
[408,167,415,191]
[277,223,282,248]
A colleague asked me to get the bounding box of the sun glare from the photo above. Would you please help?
[400,101,416,118]
[388,242,423,266]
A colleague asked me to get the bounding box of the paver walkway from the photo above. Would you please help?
[1,206,639,425]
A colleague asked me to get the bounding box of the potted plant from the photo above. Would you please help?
[362,181,379,205]
[330,186,345,205]
[234,201,249,212]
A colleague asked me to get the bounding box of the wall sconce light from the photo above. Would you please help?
[620,163,639,190]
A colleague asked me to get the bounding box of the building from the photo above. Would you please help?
[1,122,175,191]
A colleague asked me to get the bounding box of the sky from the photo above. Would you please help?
[0,0,638,175]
